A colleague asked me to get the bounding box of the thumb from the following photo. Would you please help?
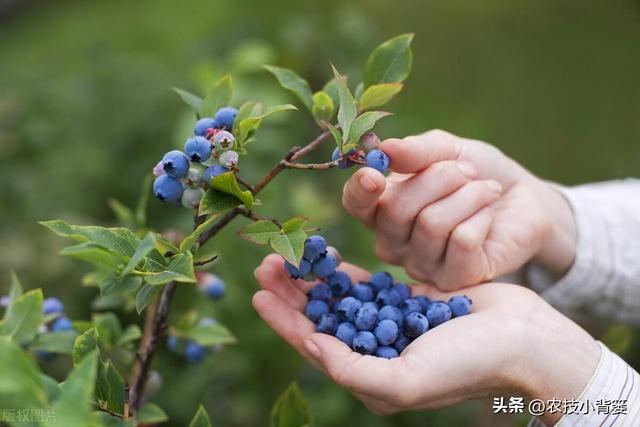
[382,129,462,174]
[341,167,386,227]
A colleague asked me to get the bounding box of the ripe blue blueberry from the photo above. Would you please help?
[316,313,339,335]
[181,187,205,209]
[203,164,229,184]
[393,283,412,300]
[400,298,422,316]
[213,130,235,151]
[311,255,336,278]
[284,259,312,279]
[219,150,239,168]
[378,305,403,328]
[375,346,399,359]
[350,282,374,302]
[214,107,238,130]
[403,312,429,338]
[309,283,332,303]
[194,117,218,136]
[184,341,206,363]
[336,297,362,323]
[198,273,226,300]
[162,150,190,179]
[362,301,378,310]
[448,295,473,317]
[365,148,390,174]
[332,298,343,315]
[303,235,327,261]
[374,319,398,346]
[326,246,342,266]
[335,322,357,346]
[375,287,402,307]
[352,331,378,355]
[368,271,393,293]
[184,136,212,163]
[415,295,431,313]
[167,335,179,352]
[153,175,184,204]
[326,271,351,297]
[394,332,412,353]
[43,297,64,315]
[305,300,329,322]
[426,301,452,327]
[51,316,73,332]
[331,147,355,169]
[354,305,378,331]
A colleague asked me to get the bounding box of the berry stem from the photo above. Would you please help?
[283,159,340,170]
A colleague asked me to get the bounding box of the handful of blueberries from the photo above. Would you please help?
[285,235,473,359]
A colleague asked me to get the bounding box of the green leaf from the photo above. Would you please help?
[120,232,156,276]
[0,289,43,344]
[60,242,129,270]
[108,198,136,230]
[281,217,308,233]
[311,91,335,123]
[50,351,98,427]
[117,324,142,347]
[263,65,314,110]
[3,271,23,320]
[41,373,61,403]
[322,78,340,109]
[199,171,254,216]
[209,171,254,208]
[100,273,143,297]
[154,234,180,256]
[270,228,306,267]
[364,33,414,87]
[358,83,403,110]
[40,220,141,258]
[232,100,258,135]
[325,122,342,147]
[95,359,126,415]
[347,111,392,145]
[138,403,169,424]
[72,327,99,365]
[354,82,364,101]
[144,252,196,285]
[93,312,122,348]
[237,220,280,245]
[0,339,48,409]
[331,64,357,146]
[188,405,212,427]
[199,191,243,217]
[199,74,232,118]
[172,87,204,112]
[186,322,236,346]
[236,104,298,145]
[32,331,78,354]
[135,283,161,314]
[270,382,314,427]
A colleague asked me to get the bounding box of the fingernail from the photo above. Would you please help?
[359,174,378,192]
[457,161,477,178]
[304,339,321,359]
[487,180,502,193]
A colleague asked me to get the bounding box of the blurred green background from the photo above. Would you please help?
[1,0,639,425]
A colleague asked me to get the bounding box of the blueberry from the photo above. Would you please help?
[152,161,165,177]
[336,297,362,323]
[214,107,238,130]
[448,295,473,317]
[335,322,357,346]
[375,346,399,359]
[394,332,412,353]
[361,301,378,310]
[426,301,452,327]
[316,313,338,335]
[350,282,374,302]
[203,164,229,184]
[181,187,205,209]
[360,132,381,153]
[162,150,190,179]
[376,288,402,307]
[311,255,336,278]
[309,283,332,303]
[184,341,206,363]
[153,175,184,204]
[51,316,73,332]
[326,271,351,297]
[194,117,218,136]
[213,130,235,151]
[184,136,212,163]
[415,295,431,313]
[368,271,393,293]
[332,298,343,315]
[198,273,226,300]
[36,350,57,362]
[331,147,355,169]
[403,312,429,338]
[185,167,203,187]
[326,246,342,266]
[303,235,327,261]
[378,305,403,328]
[198,317,218,327]
[354,305,378,331]
[43,297,64,315]
[365,149,390,174]
[400,298,422,316]
[284,259,312,279]
[167,335,179,352]
[374,319,398,346]
[219,150,239,168]
[394,283,412,300]
[352,331,378,355]
[305,300,329,322]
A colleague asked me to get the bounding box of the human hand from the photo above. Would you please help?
[342,129,577,290]
[252,254,599,424]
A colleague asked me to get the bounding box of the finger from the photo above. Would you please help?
[381,129,463,174]
[255,254,309,310]
[342,168,386,227]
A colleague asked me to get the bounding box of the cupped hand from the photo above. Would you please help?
[342,129,577,290]
[252,254,599,424]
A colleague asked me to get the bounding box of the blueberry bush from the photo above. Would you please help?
[0,34,414,426]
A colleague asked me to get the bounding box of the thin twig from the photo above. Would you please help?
[97,405,124,419]
[235,174,256,193]
[283,160,340,170]
[194,254,219,266]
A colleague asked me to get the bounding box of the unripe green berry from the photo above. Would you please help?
[219,150,239,168]
[360,132,381,152]
[184,167,203,187]
[181,187,205,209]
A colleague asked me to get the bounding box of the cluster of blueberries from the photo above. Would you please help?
[152,106,239,208]
[331,132,391,174]
[38,298,75,361]
[284,235,473,359]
